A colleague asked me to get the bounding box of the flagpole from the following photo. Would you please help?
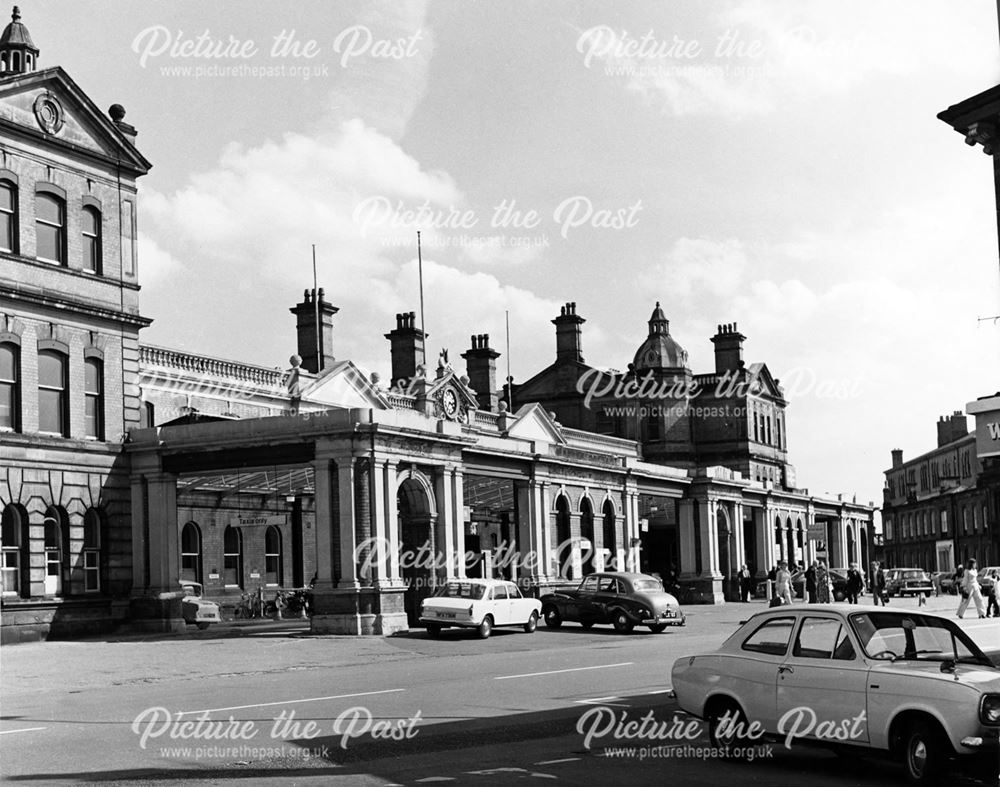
[417,231,426,366]
[312,244,321,369]
[505,309,512,410]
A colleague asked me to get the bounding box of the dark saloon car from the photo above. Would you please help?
[539,572,685,633]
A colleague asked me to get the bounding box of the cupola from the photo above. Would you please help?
[0,7,38,74]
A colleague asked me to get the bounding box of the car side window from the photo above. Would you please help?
[507,584,522,599]
[580,576,601,593]
[833,627,856,660]
[742,617,796,656]
[493,585,508,600]
[793,617,853,660]
[598,577,616,593]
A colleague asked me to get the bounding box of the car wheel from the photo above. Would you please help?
[611,609,634,633]
[543,606,562,628]
[833,590,845,602]
[523,611,538,633]
[477,615,493,639]
[648,623,668,634]
[196,622,210,630]
[901,720,945,785]
[707,699,747,750]
[426,623,441,639]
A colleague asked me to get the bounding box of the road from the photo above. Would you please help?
[1,594,997,786]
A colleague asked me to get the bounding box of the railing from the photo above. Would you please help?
[140,344,286,389]
[470,410,500,429]
[561,426,637,454]
[385,392,418,410]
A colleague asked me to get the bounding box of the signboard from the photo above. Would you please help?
[229,514,287,528]
[969,397,1000,459]
[806,521,826,541]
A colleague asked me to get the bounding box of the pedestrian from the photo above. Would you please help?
[957,558,986,619]
[816,560,831,604]
[932,571,942,597]
[872,562,887,606]
[846,562,863,604]
[990,575,1000,619]
[805,560,818,603]
[737,563,753,602]
[775,560,794,606]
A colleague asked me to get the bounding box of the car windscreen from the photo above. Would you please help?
[901,571,926,579]
[849,612,992,665]
[631,579,663,592]
[432,582,487,600]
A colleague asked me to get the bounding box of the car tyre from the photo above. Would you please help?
[648,623,668,634]
[707,699,747,752]
[477,615,493,639]
[543,606,562,628]
[426,623,441,639]
[196,622,210,630]
[611,609,634,633]
[901,719,946,785]
[524,611,538,633]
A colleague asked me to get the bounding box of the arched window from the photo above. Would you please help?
[223,526,242,587]
[36,192,66,264]
[180,522,202,583]
[81,205,101,273]
[1,504,24,596]
[264,526,283,586]
[554,495,571,580]
[0,179,17,253]
[82,509,102,592]
[38,350,68,435]
[602,500,617,567]
[579,497,594,576]
[43,506,65,595]
[0,341,18,431]
[84,357,103,439]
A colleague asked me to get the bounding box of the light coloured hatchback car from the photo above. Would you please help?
[420,578,542,639]
[671,605,998,784]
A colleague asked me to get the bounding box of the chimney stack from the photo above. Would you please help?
[289,288,338,374]
[461,334,501,411]
[384,311,426,388]
[552,302,585,363]
[936,410,968,447]
[891,448,903,469]
[710,322,746,374]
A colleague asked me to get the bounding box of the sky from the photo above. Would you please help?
[25,0,1000,506]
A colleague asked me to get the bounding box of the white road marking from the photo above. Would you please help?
[178,688,405,715]
[534,757,580,765]
[0,727,47,735]
[494,662,633,680]
[415,778,457,783]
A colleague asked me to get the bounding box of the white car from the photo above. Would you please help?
[179,581,221,629]
[671,604,999,784]
[419,578,542,639]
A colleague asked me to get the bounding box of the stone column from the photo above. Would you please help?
[311,452,337,590]
[336,458,358,588]
[625,487,640,572]
[754,507,771,579]
[698,498,721,578]
[678,499,696,578]
[733,502,746,570]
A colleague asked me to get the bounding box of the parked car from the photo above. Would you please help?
[539,571,685,633]
[755,568,850,601]
[978,567,1000,593]
[885,568,933,598]
[179,581,221,629]
[419,578,541,639]
[671,605,999,784]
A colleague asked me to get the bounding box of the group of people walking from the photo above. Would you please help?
[869,558,996,618]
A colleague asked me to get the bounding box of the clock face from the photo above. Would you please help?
[442,388,458,416]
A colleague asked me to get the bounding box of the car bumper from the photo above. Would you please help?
[419,615,475,627]
[642,611,685,626]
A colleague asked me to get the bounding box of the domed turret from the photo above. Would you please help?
[0,7,38,74]
[632,302,688,371]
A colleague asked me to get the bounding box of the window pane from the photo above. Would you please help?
[38,352,64,388]
[39,388,63,433]
[83,511,100,549]
[1,506,20,546]
[1,345,17,382]
[36,223,61,262]
[0,183,13,212]
[36,194,62,224]
[85,395,99,438]
[0,212,12,252]
[85,359,101,394]
[82,207,99,235]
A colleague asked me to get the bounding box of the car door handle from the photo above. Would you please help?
[778,665,794,674]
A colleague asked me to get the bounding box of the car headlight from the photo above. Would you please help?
[980,694,1000,725]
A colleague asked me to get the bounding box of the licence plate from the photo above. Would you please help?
[439,612,456,619]
[664,611,675,618]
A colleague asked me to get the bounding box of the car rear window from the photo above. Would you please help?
[742,616,795,656]
[433,582,487,600]
[631,579,663,592]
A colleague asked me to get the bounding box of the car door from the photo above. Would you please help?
[775,615,869,745]
[490,584,512,625]
[730,615,798,732]
[568,575,601,622]
[586,576,621,623]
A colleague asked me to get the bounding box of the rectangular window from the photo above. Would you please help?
[1,549,18,595]
[36,193,65,264]
[83,550,99,592]
[0,181,16,253]
[84,358,103,440]
[38,351,67,435]
[940,510,948,534]
[0,343,17,431]
[82,207,101,274]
